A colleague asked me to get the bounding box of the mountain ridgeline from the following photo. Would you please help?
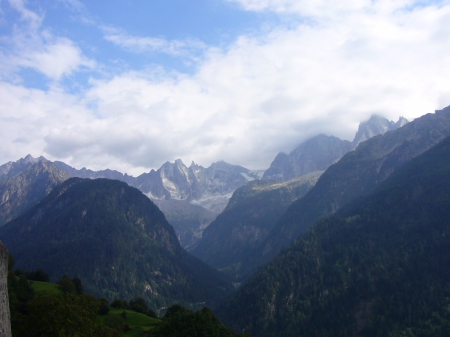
[238,106,450,276]
[0,113,406,250]
[262,115,408,181]
[218,127,450,337]
[0,178,233,309]
[190,114,409,277]
[0,158,70,226]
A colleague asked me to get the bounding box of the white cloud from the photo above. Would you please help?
[15,36,95,80]
[226,0,428,15]
[0,0,95,81]
[1,0,450,175]
[103,27,207,57]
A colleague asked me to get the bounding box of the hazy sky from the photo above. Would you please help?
[1,0,450,175]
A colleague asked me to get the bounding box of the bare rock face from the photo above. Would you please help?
[0,241,11,337]
[0,158,71,226]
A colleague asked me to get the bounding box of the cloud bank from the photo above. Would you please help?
[1,0,450,175]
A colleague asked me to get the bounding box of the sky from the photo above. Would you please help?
[1,0,450,176]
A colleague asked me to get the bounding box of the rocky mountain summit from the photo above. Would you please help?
[0,157,70,226]
[133,159,262,213]
[263,115,408,181]
[352,114,409,146]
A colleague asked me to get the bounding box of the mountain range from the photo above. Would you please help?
[262,115,408,181]
[189,115,408,275]
[218,120,450,336]
[0,114,405,250]
[235,106,450,278]
[1,105,450,336]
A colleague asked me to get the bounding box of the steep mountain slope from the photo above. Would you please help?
[219,132,450,337]
[0,158,70,226]
[0,178,233,309]
[263,115,407,182]
[242,106,450,274]
[191,172,322,275]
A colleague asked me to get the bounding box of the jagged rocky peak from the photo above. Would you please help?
[0,157,71,226]
[0,154,48,184]
[263,115,409,182]
[352,114,409,146]
[135,158,259,212]
[263,134,353,181]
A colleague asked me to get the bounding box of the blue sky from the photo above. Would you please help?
[1,0,450,175]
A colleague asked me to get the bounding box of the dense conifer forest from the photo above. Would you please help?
[218,134,450,336]
[0,178,233,309]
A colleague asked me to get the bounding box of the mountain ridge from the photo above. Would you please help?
[0,178,234,309]
[239,106,450,277]
[218,127,450,337]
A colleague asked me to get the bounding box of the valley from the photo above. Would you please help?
[2,108,450,336]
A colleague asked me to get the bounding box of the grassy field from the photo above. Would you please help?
[102,308,160,336]
[29,280,60,293]
[30,280,160,336]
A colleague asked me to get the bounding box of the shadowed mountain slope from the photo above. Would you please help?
[0,178,233,309]
[218,131,450,337]
[241,106,450,276]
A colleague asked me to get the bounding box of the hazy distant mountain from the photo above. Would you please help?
[0,178,233,309]
[0,158,70,226]
[0,114,408,248]
[152,199,219,250]
[191,172,322,276]
[54,160,135,185]
[135,159,263,213]
[352,114,409,146]
[263,115,408,182]
[219,131,450,337]
[263,135,352,181]
[241,106,450,276]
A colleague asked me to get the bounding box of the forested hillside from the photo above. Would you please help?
[218,133,450,336]
[0,178,233,309]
